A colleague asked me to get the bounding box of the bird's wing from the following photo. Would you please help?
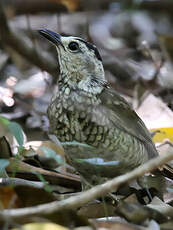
[99,89,151,141]
[72,87,158,159]
[97,88,158,158]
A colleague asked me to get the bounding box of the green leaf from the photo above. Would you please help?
[0,116,10,126]
[0,159,10,177]
[0,116,24,147]
[40,146,64,165]
[7,122,24,146]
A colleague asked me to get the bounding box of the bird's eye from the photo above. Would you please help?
[68,42,79,51]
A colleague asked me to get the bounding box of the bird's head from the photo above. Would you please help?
[39,29,106,93]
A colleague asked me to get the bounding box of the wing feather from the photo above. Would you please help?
[71,87,158,159]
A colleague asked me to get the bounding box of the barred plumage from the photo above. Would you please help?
[39,29,158,185]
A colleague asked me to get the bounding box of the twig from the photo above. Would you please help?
[0,178,45,189]
[6,158,81,189]
[140,40,165,84]
[0,148,173,221]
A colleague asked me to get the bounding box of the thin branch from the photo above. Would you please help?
[0,148,173,221]
[0,178,45,189]
[7,158,81,190]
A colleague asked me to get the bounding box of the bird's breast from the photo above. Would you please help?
[47,87,93,142]
[47,87,148,173]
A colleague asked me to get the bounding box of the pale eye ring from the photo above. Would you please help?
[68,42,79,51]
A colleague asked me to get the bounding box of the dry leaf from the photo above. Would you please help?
[78,201,115,219]
[158,34,173,64]
[0,187,20,209]
[136,94,173,130]
[0,136,12,158]
[12,222,68,230]
[92,219,142,230]
[147,196,173,218]
[24,140,66,170]
[14,185,56,207]
[50,0,80,11]
[6,158,80,190]
[150,127,173,143]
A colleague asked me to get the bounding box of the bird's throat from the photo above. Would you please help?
[59,72,105,95]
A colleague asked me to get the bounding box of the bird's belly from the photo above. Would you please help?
[62,126,148,185]
[51,112,148,170]
[86,127,148,172]
[48,104,149,184]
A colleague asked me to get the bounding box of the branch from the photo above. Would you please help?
[7,158,81,190]
[0,148,173,221]
[0,178,45,189]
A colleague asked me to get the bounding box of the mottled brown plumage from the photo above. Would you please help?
[39,29,158,185]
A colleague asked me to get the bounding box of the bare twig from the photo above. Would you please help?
[0,178,45,189]
[0,4,58,78]
[6,158,81,189]
[140,40,165,84]
[0,148,173,221]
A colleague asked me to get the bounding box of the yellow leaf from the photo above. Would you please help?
[150,127,173,143]
[12,222,68,230]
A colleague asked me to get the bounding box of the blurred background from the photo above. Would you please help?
[1,0,173,141]
[1,2,173,227]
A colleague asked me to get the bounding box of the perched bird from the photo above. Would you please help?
[39,29,159,187]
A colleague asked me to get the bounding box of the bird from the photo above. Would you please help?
[39,28,160,187]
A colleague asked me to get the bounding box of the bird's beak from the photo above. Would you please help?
[38,28,64,49]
